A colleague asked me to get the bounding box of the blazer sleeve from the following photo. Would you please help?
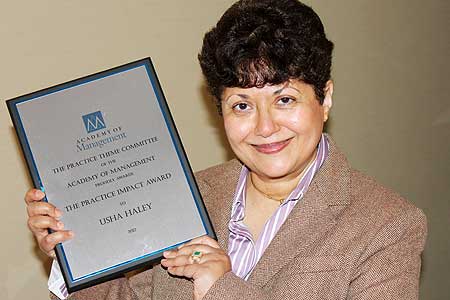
[50,268,154,300]
[202,272,270,300]
[347,207,427,300]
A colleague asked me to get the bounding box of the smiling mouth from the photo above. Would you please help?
[251,138,293,154]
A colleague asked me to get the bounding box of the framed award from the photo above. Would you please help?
[6,58,216,293]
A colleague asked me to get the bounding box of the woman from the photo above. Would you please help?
[25,0,426,299]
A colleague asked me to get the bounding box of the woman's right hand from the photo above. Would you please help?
[25,188,74,258]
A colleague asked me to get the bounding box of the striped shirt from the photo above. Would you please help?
[227,134,329,279]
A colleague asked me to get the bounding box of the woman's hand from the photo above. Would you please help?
[25,188,73,258]
[161,235,231,300]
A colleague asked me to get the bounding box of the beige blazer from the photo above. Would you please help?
[58,138,427,299]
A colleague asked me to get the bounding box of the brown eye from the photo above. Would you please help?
[233,102,250,111]
[277,97,295,105]
[238,103,248,110]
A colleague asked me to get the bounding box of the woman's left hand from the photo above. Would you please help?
[161,235,231,300]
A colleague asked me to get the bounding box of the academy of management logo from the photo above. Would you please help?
[82,111,106,133]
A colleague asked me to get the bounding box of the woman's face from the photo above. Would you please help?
[222,79,333,181]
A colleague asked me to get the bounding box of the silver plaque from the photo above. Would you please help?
[6,58,215,292]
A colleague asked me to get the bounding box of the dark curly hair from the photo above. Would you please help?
[198,0,334,113]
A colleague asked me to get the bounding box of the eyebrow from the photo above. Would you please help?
[274,83,300,95]
[235,94,249,99]
[273,87,285,95]
[225,84,301,102]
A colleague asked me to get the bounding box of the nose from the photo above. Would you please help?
[254,109,280,138]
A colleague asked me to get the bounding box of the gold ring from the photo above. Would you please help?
[191,250,202,264]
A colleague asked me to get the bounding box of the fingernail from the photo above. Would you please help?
[68,231,74,237]
[57,221,64,229]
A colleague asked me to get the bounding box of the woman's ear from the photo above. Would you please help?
[322,80,333,122]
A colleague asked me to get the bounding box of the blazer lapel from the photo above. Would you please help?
[200,159,242,252]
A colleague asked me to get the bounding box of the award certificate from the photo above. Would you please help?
[6,58,215,292]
